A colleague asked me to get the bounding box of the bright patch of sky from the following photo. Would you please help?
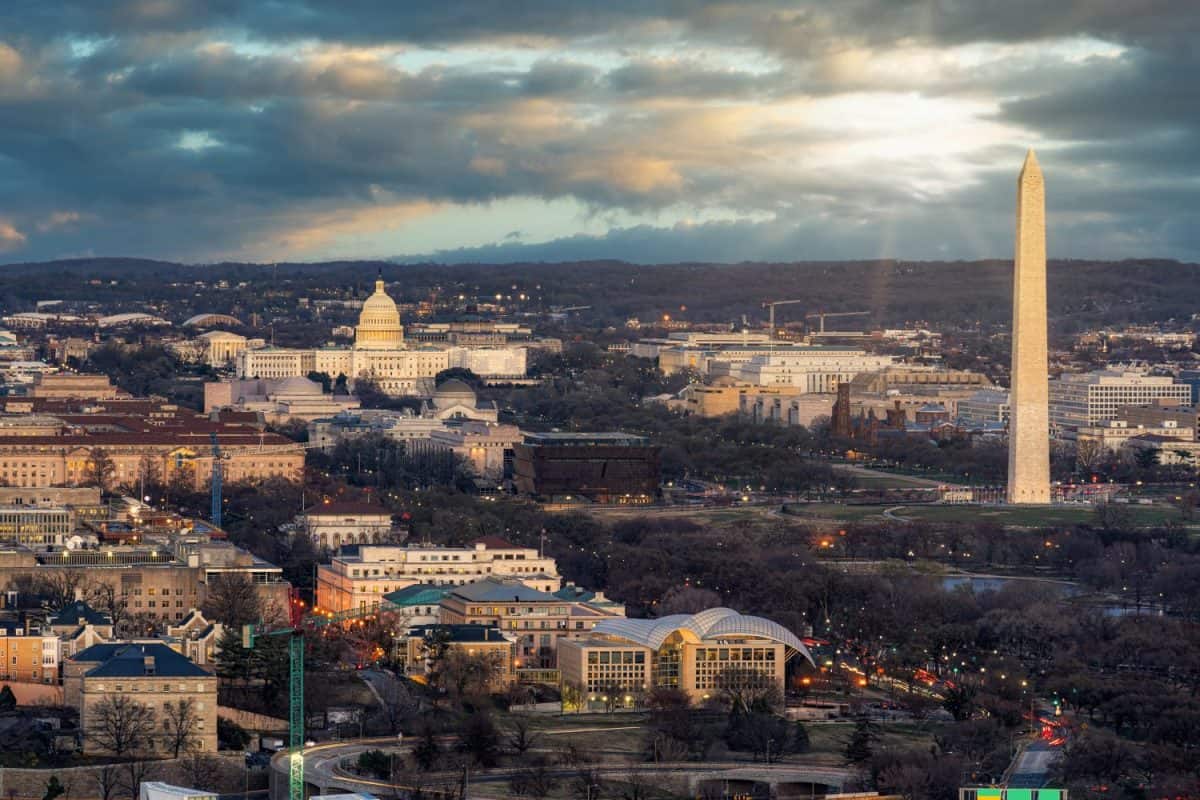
[176,130,221,151]
[297,196,773,262]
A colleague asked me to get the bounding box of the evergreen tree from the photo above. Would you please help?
[791,721,811,754]
[0,684,17,712]
[458,710,501,767]
[844,715,878,766]
[214,626,254,682]
[42,776,65,800]
[413,724,441,771]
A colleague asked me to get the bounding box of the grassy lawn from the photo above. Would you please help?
[897,503,1184,527]
[465,713,943,798]
[782,503,891,522]
[521,711,651,760]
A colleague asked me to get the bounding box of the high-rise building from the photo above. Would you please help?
[1007,150,1051,504]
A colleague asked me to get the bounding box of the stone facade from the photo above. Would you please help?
[1007,150,1051,504]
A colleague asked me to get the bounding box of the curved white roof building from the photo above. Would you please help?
[97,312,169,328]
[593,608,813,665]
[183,313,244,328]
[560,607,813,707]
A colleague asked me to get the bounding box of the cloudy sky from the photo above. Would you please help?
[1,1,1198,264]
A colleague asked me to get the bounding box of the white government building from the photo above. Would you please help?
[315,537,561,613]
[235,275,527,395]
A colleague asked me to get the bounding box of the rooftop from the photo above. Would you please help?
[49,600,112,627]
[304,501,393,517]
[383,584,450,607]
[408,623,512,643]
[448,577,558,604]
[592,607,814,666]
[470,535,521,550]
[523,431,649,446]
[74,642,212,678]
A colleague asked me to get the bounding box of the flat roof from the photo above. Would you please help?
[523,432,649,446]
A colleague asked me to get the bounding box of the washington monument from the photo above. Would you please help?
[1007,149,1051,504]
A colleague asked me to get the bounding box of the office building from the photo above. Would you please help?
[958,389,1012,425]
[439,577,625,668]
[204,376,360,423]
[1049,371,1192,437]
[415,421,523,481]
[28,373,127,400]
[297,501,399,551]
[0,396,302,489]
[316,538,561,614]
[398,623,516,687]
[1179,369,1200,405]
[0,538,289,624]
[727,347,896,393]
[0,506,74,547]
[557,608,813,707]
[71,643,217,754]
[1120,435,1200,467]
[306,379,500,452]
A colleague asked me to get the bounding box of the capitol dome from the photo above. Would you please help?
[355,275,404,349]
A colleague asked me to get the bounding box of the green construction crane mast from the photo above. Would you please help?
[243,602,392,800]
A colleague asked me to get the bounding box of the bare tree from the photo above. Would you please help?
[373,674,417,734]
[658,585,722,615]
[179,753,225,792]
[508,755,558,798]
[86,448,117,493]
[713,666,783,714]
[90,695,157,757]
[120,761,153,800]
[39,571,86,611]
[507,716,541,758]
[86,581,132,630]
[94,765,121,800]
[201,572,263,627]
[161,698,200,757]
[429,648,505,701]
[1075,439,1107,473]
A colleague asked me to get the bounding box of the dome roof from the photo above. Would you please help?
[361,279,400,320]
[435,378,475,398]
[273,376,323,395]
[355,277,404,349]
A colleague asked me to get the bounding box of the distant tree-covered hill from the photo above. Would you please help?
[4,257,1198,332]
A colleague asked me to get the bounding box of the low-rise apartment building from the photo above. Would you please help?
[0,618,59,684]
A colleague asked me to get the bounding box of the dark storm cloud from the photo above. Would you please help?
[2,0,1200,262]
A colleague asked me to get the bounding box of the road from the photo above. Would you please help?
[279,732,849,799]
[1008,740,1056,788]
[832,462,963,488]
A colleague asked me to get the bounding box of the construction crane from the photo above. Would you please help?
[761,299,807,340]
[243,602,391,800]
[805,310,870,334]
